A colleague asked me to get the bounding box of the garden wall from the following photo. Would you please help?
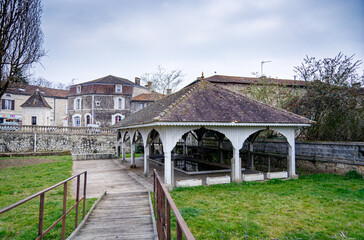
[0,132,115,154]
[252,141,364,175]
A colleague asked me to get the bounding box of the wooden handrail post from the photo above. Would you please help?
[153,169,195,240]
[38,193,45,240]
[75,175,80,228]
[62,182,67,240]
[83,171,87,218]
[167,203,171,239]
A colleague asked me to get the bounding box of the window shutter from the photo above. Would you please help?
[11,100,15,110]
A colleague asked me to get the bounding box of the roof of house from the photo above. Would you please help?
[115,79,312,128]
[190,75,307,87]
[20,90,52,108]
[6,84,68,98]
[131,92,165,102]
[77,75,137,86]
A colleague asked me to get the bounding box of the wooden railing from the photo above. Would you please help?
[153,169,195,240]
[0,124,115,135]
[0,171,87,240]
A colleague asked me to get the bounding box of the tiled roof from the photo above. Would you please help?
[131,92,165,102]
[115,80,312,128]
[6,85,68,98]
[20,90,52,108]
[198,75,307,87]
[77,75,136,86]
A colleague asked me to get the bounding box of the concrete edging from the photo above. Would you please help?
[148,191,159,240]
[66,191,107,240]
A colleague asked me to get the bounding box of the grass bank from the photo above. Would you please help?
[170,173,364,239]
[0,155,96,240]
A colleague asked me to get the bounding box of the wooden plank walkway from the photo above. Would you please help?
[71,159,156,240]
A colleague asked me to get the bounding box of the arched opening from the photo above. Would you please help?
[72,114,81,127]
[148,127,239,188]
[172,128,234,172]
[85,114,91,125]
[241,129,291,179]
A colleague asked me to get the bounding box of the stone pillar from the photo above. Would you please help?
[117,145,121,158]
[232,147,242,182]
[164,151,173,188]
[122,141,126,162]
[287,144,296,178]
[183,140,187,155]
[219,140,223,164]
[247,142,255,170]
[143,144,150,176]
[130,143,136,168]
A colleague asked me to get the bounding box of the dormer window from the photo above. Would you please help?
[115,85,122,93]
[76,85,81,94]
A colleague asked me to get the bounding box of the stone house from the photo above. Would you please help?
[67,75,153,127]
[131,92,165,113]
[0,85,68,126]
[197,75,307,108]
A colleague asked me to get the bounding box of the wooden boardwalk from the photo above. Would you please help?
[72,159,156,240]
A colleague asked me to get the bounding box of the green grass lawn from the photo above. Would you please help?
[0,155,96,240]
[169,173,364,240]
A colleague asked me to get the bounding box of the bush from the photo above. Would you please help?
[344,170,362,179]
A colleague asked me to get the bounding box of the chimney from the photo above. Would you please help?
[135,77,140,85]
[167,89,172,95]
[147,81,152,90]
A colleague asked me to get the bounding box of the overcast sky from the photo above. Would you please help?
[32,0,364,87]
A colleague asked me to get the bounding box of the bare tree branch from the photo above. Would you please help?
[140,65,185,94]
[0,0,45,98]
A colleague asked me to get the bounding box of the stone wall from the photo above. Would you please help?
[251,141,364,175]
[0,132,115,154]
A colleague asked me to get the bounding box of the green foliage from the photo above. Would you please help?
[286,53,364,141]
[169,174,364,239]
[0,156,96,240]
[344,170,363,180]
[240,77,300,108]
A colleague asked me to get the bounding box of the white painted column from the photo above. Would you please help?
[288,143,296,178]
[164,151,172,187]
[122,141,126,162]
[231,156,235,182]
[143,144,150,176]
[232,147,242,182]
[130,143,136,168]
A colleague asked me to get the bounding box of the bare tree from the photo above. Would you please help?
[54,82,65,90]
[141,65,185,94]
[29,76,53,88]
[294,52,362,86]
[0,0,45,99]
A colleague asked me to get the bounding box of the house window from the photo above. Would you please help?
[2,99,14,110]
[73,116,81,127]
[31,116,37,126]
[74,98,82,110]
[112,114,124,125]
[76,85,81,94]
[86,114,91,125]
[115,85,122,93]
[118,98,125,109]
[138,103,146,110]
[115,115,122,123]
